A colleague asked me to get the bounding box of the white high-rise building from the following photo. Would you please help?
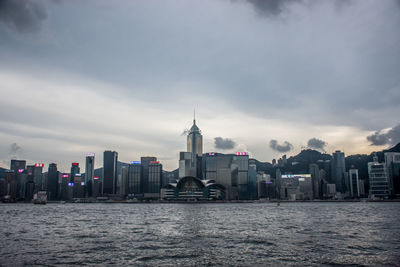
[349,168,360,198]
[368,154,390,198]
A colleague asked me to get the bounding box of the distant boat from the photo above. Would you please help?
[33,191,47,205]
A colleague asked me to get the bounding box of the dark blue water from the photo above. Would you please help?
[1,202,400,266]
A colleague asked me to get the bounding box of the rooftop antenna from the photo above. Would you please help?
[193,109,196,124]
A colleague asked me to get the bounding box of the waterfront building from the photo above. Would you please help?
[147,161,162,197]
[73,174,84,198]
[31,163,44,192]
[359,179,366,196]
[323,183,336,198]
[348,167,360,198]
[202,153,238,200]
[103,150,118,195]
[85,153,95,196]
[120,166,129,196]
[368,155,390,198]
[92,176,101,198]
[233,152,249,199]
[248,160,258,199]
[16,170,28,200]
[10,159,26,173]
[279,174,313,200]
[161,176,225,201]
[128,162,141,195]
[257,172,275,199]
[331,151,346,193]
[47,163,58,200]
[70,162,80,183]
[60,173,71,200]
[309,163,320,199]
[140,156,157,194]
[384,152,400,197]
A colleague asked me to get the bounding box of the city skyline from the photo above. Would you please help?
[1,0,400,171]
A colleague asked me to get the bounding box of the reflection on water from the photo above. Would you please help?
[1,202,400,266]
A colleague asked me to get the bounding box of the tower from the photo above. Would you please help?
[103,150,118,195]
[186,113,203,178]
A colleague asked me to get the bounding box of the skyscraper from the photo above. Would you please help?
[349,167,360,198]
[128,162,142,195]
[368,154,390,199]
[10,159,26,172]
[120,166,128,196]
[86,153,95,197]
[70,162,80,183]
[186,116,203,178]
[309,163,320,199]
[32,163,44,192]
[148,161,162,195]
[247,159,258,199]
[331,151,346,194]
[103,150,118,195]
[47,163,59,200]
[141,156,157,193]
[233,152,249,199]
[384,152,400,196]
[85,153,95,184]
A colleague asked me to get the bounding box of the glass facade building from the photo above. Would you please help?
[103,151,118,195]
[331,151,346,193]
[368,161,390,198]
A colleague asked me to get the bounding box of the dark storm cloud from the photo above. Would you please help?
[269,139,293,152]
[215,137,237,150]
[0,0,47,33]
[8,142,22,157]
[367,124,400,146]
[242,0,303,16]
[307,138,327,151]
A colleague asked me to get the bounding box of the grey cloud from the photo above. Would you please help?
[0,0,47,33]
[241,0,355,17]
[307,138,327,151]
[242,0,302,16]
[215,137,236,150]
[181,128,189,136]
[269,139,293,152]
[8,142,22,158]
[367,124,400,146]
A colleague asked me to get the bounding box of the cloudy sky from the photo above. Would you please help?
[0,0,399,172]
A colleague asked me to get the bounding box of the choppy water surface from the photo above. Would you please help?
[1,202,400,266]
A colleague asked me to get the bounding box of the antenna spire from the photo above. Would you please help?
[193,109,196,124]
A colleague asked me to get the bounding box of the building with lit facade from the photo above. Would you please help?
[161,176,225,200]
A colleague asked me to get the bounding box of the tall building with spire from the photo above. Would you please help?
[180,113,203,178]
[187,112,203,159]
